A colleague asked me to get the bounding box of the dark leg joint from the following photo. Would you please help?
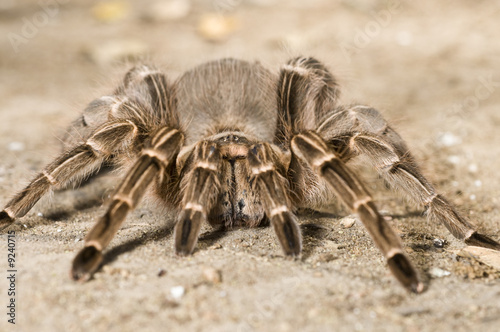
[387,252,424,294]
[0,211,14,231]
[465,232,500,251]
[71,245,103,282]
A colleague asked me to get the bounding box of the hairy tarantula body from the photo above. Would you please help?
[1,57,499,293]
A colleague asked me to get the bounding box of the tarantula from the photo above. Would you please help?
[1,57,499,293]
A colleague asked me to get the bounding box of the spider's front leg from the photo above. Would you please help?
[174,141,222,255]
[291,131,423,293]
[0,120,138,231]
[71,127,183,281]
[247,143,302,256]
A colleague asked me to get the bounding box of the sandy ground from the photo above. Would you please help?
[1,1,500,331]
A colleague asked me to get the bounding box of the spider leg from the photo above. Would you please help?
[174,141,221,255]
[318,105,500,250]
[71,127,183,281]
[247,143,302,256]
[0,120,138,230]
[292,131,423,293]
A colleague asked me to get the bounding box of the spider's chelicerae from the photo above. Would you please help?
[1,57,499,293]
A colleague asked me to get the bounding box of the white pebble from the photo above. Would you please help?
[429,267,451,278]
[474,180,482,187]
[437,132,461,147]
[170,286,185,299]
[340,216,356,228]
[145,0,191,21]
[37,212,43,217]
[57,228,62,233]
[8,142,25,151]
[469,194,476,200]
[447,155,461,165]
[468,164,478,173]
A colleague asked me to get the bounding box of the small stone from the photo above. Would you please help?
[202,267,222,284]
[433,238,445,248]
[429,267,451,278]
[447,155,461,165]
[317,253,337,263]
[340,216,356,228]
[8,142,25,151]
[143,0,191,21]
[37,212,43,217]
[210,243,223,250]
[468,164,478,173]
[170,286,185,299]
[91,0,129,23]
[437,132,461,147]
[197,14,239,42]
[474,180,482,187]
[157,269,167,277]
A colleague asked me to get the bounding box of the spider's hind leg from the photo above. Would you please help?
[317,105,500,250]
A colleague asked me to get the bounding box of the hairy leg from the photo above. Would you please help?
[71,127,183,281]
[292,131,423,293]
[318,105,500,250]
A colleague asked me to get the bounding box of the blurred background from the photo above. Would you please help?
[1,1,500,331]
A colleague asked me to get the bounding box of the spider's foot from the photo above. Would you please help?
[174,210,203,256]
[465,232,500,251]
[71,245,103,282]
[387,253,424,294]
[0,211,14,231]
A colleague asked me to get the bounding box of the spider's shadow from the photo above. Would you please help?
[101,222,175,267]
[99,224,231,269]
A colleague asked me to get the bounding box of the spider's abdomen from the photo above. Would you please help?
[174,59,278,145]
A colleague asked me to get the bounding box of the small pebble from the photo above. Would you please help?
[197,14,238,42]
[202,267,222,284]
[170,286,185,299]
[474,180,482,187]
[469,194,476,200]
[210,243,223,250]
[340,217,356,228]
[37,212,43,217]
[429,267,451,278]
[468,164,478,173]
[157,269,167,277]
[91,0,129,23]
[8,142,25,151]
[447,155,461,165]
[433,238,445,248]
[57,228,62,233]
[437,132,461,147]
[143,0,191,21]
[317,253,337,263]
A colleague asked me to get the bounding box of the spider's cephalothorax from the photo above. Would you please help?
[1,57,499,293]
